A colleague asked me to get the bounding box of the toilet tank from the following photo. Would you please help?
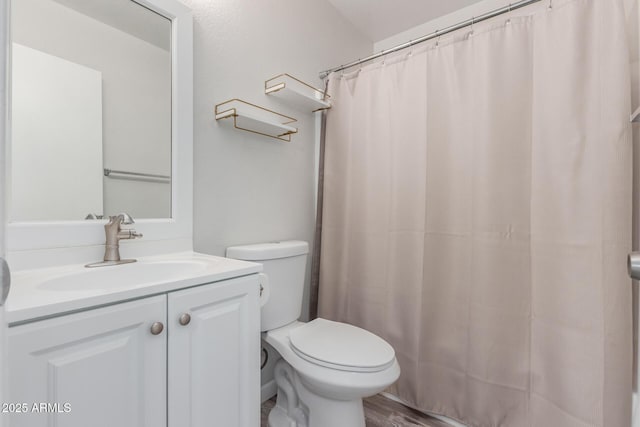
[226,241,308,332]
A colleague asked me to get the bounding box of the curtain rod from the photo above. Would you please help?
[319,0,544,79]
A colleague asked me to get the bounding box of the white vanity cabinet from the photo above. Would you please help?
[8,295,167,427]
[168,275,260,427]
[7,275,260,427]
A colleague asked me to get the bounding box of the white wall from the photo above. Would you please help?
[376,0,640,56]
[186,0,371,321]
[374,0,516,52]
[12,0,171,220]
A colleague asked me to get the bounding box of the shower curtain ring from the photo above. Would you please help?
[470,16,475,36]
[548,0,553,9]
[506,3,512,25]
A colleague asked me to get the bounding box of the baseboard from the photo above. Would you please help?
[380,392,467,427]
[261,379,277,403]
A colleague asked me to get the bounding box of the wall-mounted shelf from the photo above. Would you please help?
[215,99,298,142]
[265,74,331,113]
[632,106,640,123]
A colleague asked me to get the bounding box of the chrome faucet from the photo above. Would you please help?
[86,213,143,268]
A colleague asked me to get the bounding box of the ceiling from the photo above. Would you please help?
[327,0,487,42]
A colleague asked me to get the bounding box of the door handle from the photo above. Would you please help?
[0,257,10,306]
[628,252,640,280]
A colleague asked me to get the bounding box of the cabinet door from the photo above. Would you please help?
[168,275,260,427]
[8,296,167,427]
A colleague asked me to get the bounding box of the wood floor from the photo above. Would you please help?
[261,393,453,427]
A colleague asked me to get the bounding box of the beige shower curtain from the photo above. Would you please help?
[318,0,633,426]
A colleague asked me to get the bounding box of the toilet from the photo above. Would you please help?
[226,241,400,427]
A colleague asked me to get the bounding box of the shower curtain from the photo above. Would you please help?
[317,0,633,426]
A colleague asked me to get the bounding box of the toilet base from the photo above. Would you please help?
[268,359,365,427]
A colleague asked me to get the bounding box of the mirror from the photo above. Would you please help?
[10,0,172,222]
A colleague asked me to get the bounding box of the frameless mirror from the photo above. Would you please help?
[10,0,172,221]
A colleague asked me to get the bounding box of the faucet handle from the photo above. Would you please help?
[117,229,143,240]
[108,213,135,225]
[118,213,135,225]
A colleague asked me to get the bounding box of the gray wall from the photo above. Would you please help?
[186,0,371,320]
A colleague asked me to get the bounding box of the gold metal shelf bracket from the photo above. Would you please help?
[214,98,298,142]
[265,73,331,113]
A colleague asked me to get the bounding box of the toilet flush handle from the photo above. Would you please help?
[258,273,269,296]
[257,273,270,307]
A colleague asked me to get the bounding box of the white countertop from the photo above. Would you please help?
[6,251,262,325]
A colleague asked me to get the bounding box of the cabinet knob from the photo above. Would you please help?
[150,322,164,335]
[179,313,191,326]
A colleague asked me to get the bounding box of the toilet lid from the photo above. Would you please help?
[289,318,395,373]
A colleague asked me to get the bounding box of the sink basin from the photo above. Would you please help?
[6,252,262,325]
[38,259,212,292]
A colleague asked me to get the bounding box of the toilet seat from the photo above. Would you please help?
[265,319,401,402]
[288,318,395,373]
